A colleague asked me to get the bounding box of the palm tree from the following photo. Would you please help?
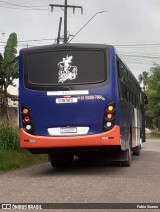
[0,32,18,120]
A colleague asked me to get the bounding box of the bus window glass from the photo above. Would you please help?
[26,50,106,86]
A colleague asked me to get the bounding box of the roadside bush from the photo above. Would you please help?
[0,123,48,173]
[0,123,19,150]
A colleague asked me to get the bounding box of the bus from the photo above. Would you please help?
[19,43,147,167]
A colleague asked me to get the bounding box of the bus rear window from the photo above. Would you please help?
[26,50,106,86]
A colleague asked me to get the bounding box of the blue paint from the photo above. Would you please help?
[19,45,120,136]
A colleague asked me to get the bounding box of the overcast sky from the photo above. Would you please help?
[0,0,160,78]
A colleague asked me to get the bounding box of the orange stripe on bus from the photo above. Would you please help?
[20,125,120,149]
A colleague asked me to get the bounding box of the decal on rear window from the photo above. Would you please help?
[58,55,78,83]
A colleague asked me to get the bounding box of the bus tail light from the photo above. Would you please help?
[106,113,113,120]
[22,108,29,115]
[107,105,114,112]
[103,102,115,131]
[106,122,112,128]
[25,125,32,131]
[21,106,34,134]
[23,116,31,123]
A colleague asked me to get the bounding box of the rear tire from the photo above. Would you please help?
[132,144,141,156]
[122,147,131,167]
[122,135,132,167]
[48,153,74,168]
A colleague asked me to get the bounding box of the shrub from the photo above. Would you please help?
[0,123,19,150]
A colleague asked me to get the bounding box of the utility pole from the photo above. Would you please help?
[49,0,83,44]
[64,0,67,44]
[57,17,62,44]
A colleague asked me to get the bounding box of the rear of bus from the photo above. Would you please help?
[19,44,122,165]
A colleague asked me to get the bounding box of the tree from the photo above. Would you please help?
[0,32,18,120]
[145,65,160,129]
[138,71,149,91]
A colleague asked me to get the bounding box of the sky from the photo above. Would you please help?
[0,0,160,79]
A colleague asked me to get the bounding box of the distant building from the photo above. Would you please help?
[7,85,18,107]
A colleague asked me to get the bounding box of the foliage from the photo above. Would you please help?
[140,65,160,129]
[0,123,19,149]
[0,123,47,173]
[138,71,149,91]
[0,32,18,81]
[0,32,18,120]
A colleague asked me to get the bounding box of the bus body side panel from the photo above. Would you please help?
[115,55,142,150]
[119,100,141,150]
[109,47,120,126]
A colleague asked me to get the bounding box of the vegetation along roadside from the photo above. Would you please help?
[0,123,47,173]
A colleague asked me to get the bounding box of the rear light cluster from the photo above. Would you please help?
[21,106,34,134]
[103,102,115,131]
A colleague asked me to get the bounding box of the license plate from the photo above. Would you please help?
[56,98,77,104]
[60,127,77,134]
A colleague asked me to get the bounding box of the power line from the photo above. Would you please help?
[120,54,160,60]
[0,0,48,10]
[0,0,48,7]
[0,5,48,10]
[0,38,56,43]
[1,37,160,48]
[115,43,160,47]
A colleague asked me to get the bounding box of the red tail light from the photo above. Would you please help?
[21,106,34,134]
[23,116,31,123]
[106,113,113,120]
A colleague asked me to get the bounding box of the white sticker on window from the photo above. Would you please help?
[58,55,78,83]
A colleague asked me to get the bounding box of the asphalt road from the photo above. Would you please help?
[0,138,160,211]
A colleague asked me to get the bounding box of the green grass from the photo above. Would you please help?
[0,123,48,173]
[150,130,160,139]
[0,123,19,149]
[0,149,48,173]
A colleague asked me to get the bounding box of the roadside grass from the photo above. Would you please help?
[0,123,19,150]
[150,130,160,139]
[0,149,48,173]
[0,123,48,173]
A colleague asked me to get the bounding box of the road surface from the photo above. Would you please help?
[0,138,160,211]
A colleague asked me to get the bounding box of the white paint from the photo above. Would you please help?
[48,127,89,136]
[134,108,142,147]
[58,55,78,83]
[47,90,89,96]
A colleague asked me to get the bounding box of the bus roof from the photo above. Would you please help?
[20,43,115,53]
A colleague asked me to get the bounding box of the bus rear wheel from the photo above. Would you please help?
[48,153,74,168]
[132,144,141,156]
[122,138,132,167]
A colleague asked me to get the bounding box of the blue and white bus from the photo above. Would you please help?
[19,44,147,167]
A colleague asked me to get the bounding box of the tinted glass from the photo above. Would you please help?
[26,50,106,85]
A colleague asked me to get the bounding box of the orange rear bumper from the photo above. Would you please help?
[20,125,120,149]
